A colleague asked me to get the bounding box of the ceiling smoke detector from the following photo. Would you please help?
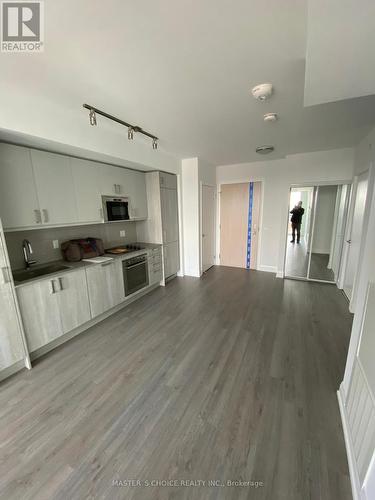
[256,145,274,155]
[251,83,273,101]
[263,112,278,122]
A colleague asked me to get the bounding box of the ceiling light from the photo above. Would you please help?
[89,108,97,126]
[152,138,158,150]
[251,83,273,101]
[128,127,134,140]
[256,145,274,154]
[263,112,278,122]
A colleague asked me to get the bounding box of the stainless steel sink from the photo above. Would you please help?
[13,264,71,283]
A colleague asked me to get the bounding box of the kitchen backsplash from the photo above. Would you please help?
[5,221,138,270]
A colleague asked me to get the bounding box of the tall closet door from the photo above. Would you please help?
[220,182,261,269]
[220,183,249,268]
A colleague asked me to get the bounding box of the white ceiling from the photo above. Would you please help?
[0,0,375,166]
[305,0,375,106]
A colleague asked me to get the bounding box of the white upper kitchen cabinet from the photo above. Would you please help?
[0,143,41,229]
[98,165,148,220]
[71,158,103,223]
[98,164,129,197]
[30,150,78,225]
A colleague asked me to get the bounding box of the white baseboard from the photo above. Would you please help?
[337,384,362,500]
[276,270,284,278]
[258,265,277,274]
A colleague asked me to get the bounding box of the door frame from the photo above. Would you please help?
[282,179,352,284]
[217,179,264,270]
[340,166,373,313]
[200,182,216,275]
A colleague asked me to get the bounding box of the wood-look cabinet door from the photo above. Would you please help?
[0,143,41,229]
[30,150,78,225]
[163,241,179,279]
[17,279,63,352]
[56,270,91,334]
[160,187,179,243]
[86,260,124,318]
[71,158,103,223]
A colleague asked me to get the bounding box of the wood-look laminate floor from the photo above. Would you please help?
[0,267,353,500]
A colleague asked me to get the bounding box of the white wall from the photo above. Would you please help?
[312,185,337,254]
[217,148,354,274]
[181,159,200,277]
[338,127,375,500]
[181,157,216,277]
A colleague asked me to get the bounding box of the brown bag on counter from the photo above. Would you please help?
[61,238,105,262]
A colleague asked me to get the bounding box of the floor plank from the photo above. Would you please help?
[0,267,353,499]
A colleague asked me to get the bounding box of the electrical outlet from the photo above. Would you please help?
[120,230,126,237]
[52,240,59,249]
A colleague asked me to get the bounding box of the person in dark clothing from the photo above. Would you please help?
[290,201,305,243]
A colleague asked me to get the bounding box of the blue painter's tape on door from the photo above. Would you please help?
[246,182,254,269]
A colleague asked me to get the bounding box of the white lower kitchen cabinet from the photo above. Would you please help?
[16,269,91,352]
[55,270,91,334]
[85,260,125,318]
[17,278,63,352]
[163,241,179,279]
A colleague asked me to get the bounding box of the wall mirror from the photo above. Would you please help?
[284,183,351,283]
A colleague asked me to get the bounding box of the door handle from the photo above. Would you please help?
[1,267,10,284]
[346,239,351,244]
[58,277,64,290]
[42,209,49,223]
[34,209,42,224]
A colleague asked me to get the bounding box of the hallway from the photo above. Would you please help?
[0,267,352,499]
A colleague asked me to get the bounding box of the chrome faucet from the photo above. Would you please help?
[22,239,37,268]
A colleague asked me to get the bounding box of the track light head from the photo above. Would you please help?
[89,108,97,126]
[128,127,134,140]
[152,138,158,150]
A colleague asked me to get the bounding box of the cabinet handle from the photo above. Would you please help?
[42,209,49,223]
[1,267,10,284]
[34,209,42,224]
[58,277,64,290]
[50,280,56,294]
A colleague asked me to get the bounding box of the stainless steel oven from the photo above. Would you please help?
[123,253,149,296]
[102,196,130,222]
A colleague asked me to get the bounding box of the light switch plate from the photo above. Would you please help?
[120,230,126,237]
[52,240,59,249]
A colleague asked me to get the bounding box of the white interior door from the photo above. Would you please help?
[201,185,216,272]
[343,172,369,305]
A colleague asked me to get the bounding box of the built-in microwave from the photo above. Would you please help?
[102,196,130,222]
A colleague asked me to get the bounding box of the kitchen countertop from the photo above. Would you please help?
[13,242,162,288]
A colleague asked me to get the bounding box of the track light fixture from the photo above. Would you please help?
[83,104,158,150]
[89,108,97,126]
